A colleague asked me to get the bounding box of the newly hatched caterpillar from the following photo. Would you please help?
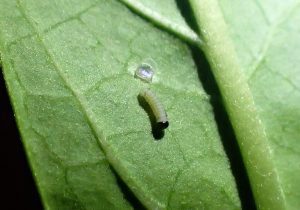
[139,89,169,129]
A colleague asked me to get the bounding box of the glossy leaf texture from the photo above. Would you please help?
[0,0,240,209]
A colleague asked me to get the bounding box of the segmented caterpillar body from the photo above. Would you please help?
[139,89,169,129]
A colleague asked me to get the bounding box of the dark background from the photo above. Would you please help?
[0,71,42,210]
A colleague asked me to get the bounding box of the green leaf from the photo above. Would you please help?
[188,0,300,209]
[0,0,240,209]
[121,0,300,209]
[218,1,300,209]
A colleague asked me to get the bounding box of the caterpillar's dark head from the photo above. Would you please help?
[157,121,169,129]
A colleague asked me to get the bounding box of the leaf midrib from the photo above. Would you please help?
[119,0,203,46]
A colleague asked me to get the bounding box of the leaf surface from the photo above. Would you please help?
[187,0,300,209]
[0,0,240,209]
[124,0,300,209]
[218,1,300,209]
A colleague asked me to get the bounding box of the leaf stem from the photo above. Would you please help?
[189,0,286,209]
[118,0,203,46]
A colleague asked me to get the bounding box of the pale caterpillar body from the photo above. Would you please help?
[139,89,169,129]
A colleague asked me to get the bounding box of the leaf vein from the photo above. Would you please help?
[247,2,300,81]
[17,0,107,160]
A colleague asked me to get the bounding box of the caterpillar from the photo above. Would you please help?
[139,89,169,129]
